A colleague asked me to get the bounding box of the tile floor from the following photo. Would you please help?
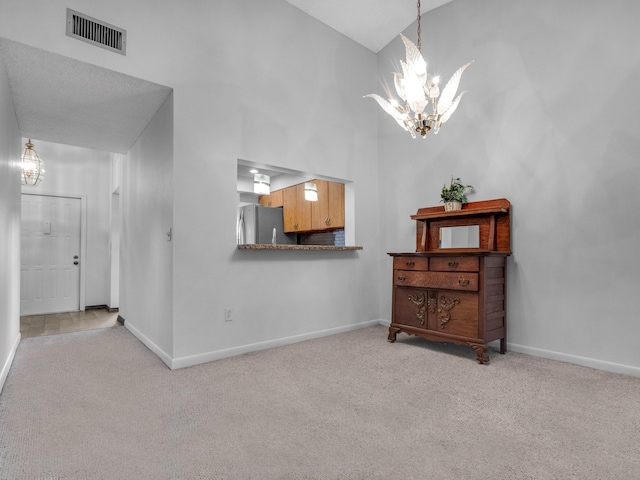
[20,308,121,338]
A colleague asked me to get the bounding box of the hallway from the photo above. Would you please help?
[20,308,121,338]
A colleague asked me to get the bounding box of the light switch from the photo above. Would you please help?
[44,221,51,234]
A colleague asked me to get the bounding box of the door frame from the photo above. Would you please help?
[21,191,87,312]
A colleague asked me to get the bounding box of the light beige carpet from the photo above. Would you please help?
[1,325,639,479]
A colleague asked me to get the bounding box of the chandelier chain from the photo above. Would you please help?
[416,0,421,52]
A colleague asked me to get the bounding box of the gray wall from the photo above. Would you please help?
[0,54,21,392]
[121,93,174,362]
[377,0,640,373]
[168,1,382,363]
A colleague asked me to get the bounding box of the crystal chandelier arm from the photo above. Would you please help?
[400,34,427,83]
[439,90,468,124]
[393,72,407,101]
[400,61,428,115]
[363,94,411,131]
[437,61,473,115]
[426,77,440,101]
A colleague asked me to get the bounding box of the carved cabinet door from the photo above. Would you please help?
[431,290,479,338]
[394,287,429,329]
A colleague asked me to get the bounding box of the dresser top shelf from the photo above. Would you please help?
[410,198,511,253]
[411,198,510,220]
[388,250,510,257]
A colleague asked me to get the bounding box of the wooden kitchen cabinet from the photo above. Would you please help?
[282,179,344,233]
[283,183,311,232]
[258,189,283,207]
[388,199,511,364]
[311,179,345,230]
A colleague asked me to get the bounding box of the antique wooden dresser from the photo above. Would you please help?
[387,199,511,364]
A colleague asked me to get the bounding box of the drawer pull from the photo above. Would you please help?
[397,275,406,281]
[405,261,415,267]
[448,261,459,268]
[458,279,470,286]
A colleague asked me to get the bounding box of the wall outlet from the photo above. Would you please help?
[224,308,232,322]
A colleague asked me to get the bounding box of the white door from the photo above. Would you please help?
[20,194,81,315]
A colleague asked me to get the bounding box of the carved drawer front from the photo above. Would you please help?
[393,257,429,271]
[393,287,430,329]
[430,256,479,272]
[394,271,478,291]
[432,291,478,338]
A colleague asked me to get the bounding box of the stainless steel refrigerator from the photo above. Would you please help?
[237,204,297,245]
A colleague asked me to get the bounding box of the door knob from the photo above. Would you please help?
[73,261,79,265]
[74,255,79,259]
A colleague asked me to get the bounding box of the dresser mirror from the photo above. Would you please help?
[439,225,479,249]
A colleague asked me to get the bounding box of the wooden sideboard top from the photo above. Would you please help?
[238,244,362,251]
[411,198,510,220]
[388,250,511,257]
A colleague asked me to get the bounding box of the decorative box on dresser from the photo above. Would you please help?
[387,199,512,364]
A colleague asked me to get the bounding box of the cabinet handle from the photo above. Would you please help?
[458,278,469,286]
[294,222,298,230]
[448,261,459,268]
[325,217,330,226]
[397,275,406,281]
[406,261,415,267]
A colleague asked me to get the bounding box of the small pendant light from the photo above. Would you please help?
[21,139,45,186]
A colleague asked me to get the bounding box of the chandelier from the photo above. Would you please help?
[365,0,472,138]
[21,139,45,186]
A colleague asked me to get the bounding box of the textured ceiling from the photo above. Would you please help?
[285,0,454,52]
[0,39,172,154]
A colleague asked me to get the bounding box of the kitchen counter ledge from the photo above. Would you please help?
[238,244,363,251]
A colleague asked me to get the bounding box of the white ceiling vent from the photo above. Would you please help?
[66,9,126,55]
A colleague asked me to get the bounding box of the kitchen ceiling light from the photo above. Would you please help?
[304,182,318,202]
[253,174,270,195]
[21,139,45,186]
[364,0,472,138]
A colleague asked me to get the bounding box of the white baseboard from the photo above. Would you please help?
[129,318,640,378]
[124,321,173,369]
[0,333,21,394]
[509,343,640,378]
[171,319,383,370]
[381,319,640,378]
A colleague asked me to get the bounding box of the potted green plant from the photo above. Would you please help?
[440,177,474,211]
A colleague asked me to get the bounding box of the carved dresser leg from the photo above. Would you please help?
[469,344,490,364]
[387,327,400,343]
